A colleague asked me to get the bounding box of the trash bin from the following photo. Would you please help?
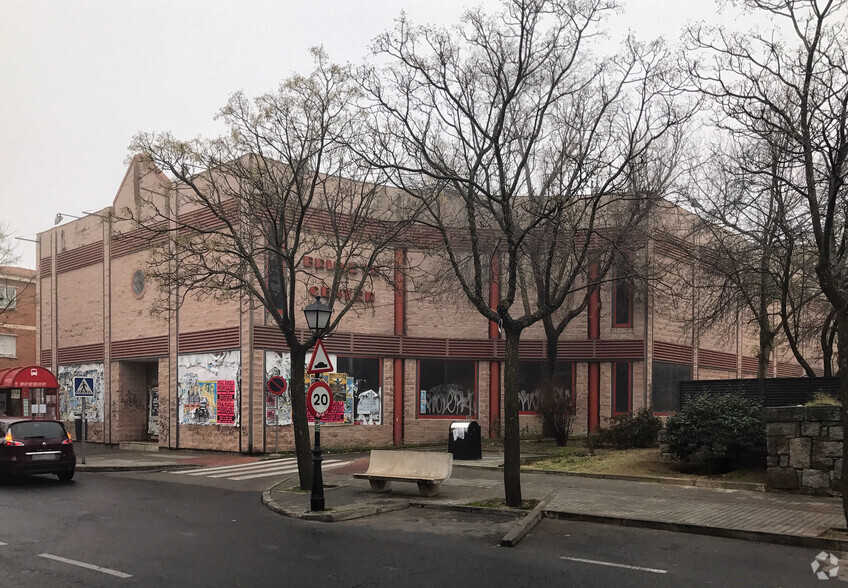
[448,420,482,460]
[74,413,84,441]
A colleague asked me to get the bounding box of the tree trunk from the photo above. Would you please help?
[838,312,848,526]
[757,325,774,380]
[502,325,523,507]
[290,345,313,490]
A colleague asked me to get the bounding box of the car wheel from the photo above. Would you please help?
[57,469,75,482]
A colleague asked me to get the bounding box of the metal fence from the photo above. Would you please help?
[679,377,840,408]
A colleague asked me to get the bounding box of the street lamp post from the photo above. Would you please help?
[303,295,333,512]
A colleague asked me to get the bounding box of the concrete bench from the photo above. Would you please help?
[353,450,453,497]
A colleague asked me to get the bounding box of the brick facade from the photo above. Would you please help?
[34,159,813,453]
[0,267,37,369]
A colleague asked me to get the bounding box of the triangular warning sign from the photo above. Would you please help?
[74,378,94,397]
[307,339,334,374]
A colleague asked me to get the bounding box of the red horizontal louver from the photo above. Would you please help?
[447,339,497,358]
[110,223,168,258]
[40,349,51,365]
[595,340,644,360]
[741,356,759,374]
[518,340,546,359]
[401,337,448,357]
[322,333,352,354]
[557,340,595,360]
[653,341,693,364]
[178,327,240,354]
[55,241,104,274]
[253,326,290,351]
[698,348,737,371]
[111,336,168,359]
[776,363,804,377]
[58,343,104,364]
[351,334,400,356]
[40,257,51,278]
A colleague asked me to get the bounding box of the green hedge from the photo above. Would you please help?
[665,393,764,469]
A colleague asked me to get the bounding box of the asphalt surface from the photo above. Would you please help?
[0,470,835,586]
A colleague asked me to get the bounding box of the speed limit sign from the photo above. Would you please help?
[307,381,333,419]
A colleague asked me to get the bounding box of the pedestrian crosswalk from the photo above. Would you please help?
[170,457,350,481]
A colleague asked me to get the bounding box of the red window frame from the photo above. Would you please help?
[611,272,633,328]
[416,359,478,419]
[612,361,632,416]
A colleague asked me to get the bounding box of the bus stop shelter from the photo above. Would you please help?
[0,365,59,419]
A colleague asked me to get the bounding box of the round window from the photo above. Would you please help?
[132,269,146,297]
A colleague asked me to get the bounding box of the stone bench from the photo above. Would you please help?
[353,450,453,497]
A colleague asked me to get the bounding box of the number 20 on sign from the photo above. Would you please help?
[307,381,333,419]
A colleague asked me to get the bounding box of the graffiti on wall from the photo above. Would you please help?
[421,383,474,416]
[58,363,105,422]
[518,388,541,413]
[178,351,240,426]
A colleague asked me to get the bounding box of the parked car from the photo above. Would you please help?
[0,418,76,482]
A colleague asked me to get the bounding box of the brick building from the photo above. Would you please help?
[35,158,808,453]
[0,266,37,369]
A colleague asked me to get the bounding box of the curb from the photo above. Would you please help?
[544,509,848,551]
[500,490,558,547]
[521,468,767,492]
[76,464,185,473]
[261,490,411,522]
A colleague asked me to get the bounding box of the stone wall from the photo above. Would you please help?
[765,406,843,495]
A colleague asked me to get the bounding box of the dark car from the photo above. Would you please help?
[0,418,76,482]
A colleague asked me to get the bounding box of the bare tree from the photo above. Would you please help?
[123,50,413,489]
[0,224,23,323]
[364,0,694,505]
[687,0,848,520]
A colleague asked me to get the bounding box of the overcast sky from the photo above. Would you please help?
[1,0,753,269]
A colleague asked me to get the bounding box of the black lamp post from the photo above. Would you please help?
[303,295,333,511]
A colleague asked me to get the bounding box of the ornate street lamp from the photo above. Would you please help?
[303,295,333,511]
[303,295,333,337]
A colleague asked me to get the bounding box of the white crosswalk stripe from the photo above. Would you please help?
[170,457,350,481]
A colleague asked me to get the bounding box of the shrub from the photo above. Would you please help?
[536,385,574,447]
[805,391,841,407]
[592,408,662,449]
[665,393,764,472]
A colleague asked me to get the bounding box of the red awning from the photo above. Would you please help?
[0,365,59,389]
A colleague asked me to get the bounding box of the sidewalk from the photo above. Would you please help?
[263,452,848,550]
[70,444,848,550]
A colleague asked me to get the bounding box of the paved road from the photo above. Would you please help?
[0,471,833,586]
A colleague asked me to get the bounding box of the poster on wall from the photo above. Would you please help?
[178,351,241,426]
[58,363,105,422]
[265,351,382,426]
